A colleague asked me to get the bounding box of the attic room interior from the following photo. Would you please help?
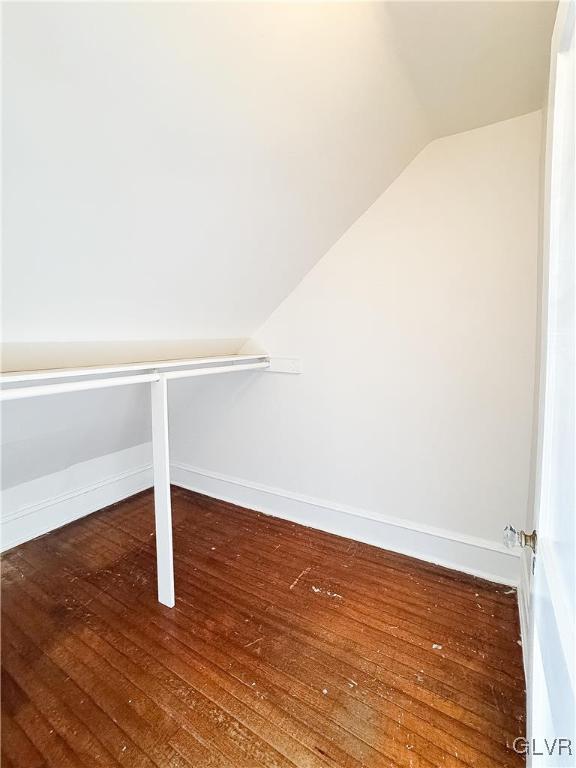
[1,1,575,766]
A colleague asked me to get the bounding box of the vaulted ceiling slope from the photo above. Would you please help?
[386,1,557,138]
[2,2,555,349]
[2,3,429,346]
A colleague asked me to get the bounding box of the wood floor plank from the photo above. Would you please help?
[0,708,45,768]
[2,488,525,767]
[164,508,522,682]
[172,494,521,654]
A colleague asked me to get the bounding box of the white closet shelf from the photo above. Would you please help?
[0,353,270,386]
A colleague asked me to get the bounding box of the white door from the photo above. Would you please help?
[528,2,575,765]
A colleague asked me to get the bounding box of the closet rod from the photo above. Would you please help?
[0,372,160,401]
[163,361,270,380]
[0,361,270,401]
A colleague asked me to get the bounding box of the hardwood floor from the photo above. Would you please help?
[1,488,525,767]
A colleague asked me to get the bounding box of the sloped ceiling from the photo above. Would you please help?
[2,2,555,350]
[386,1,557,138]
[2,2,429,346]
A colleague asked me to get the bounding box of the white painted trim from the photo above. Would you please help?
[1,448,521,586]
[1,445,153,551]
[171,462,521,586]
[518,548,532,678]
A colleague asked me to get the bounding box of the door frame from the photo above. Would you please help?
[524,1,575,762]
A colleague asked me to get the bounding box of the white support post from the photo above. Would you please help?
[150,375,175,607]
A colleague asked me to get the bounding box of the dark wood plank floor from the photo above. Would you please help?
[1,487,525,768]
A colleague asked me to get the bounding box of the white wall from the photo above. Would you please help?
[169,112,542,582]
[1,444,153,551]
[1,386,152,549]
[1,385,150,488]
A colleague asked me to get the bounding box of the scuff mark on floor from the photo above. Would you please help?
[289,566,310,590]
[311,586,343,599]
[244,636,264,649]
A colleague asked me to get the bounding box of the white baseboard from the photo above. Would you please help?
[171,462,520,586]
[2,449,521,587]
[1,444,153,552]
